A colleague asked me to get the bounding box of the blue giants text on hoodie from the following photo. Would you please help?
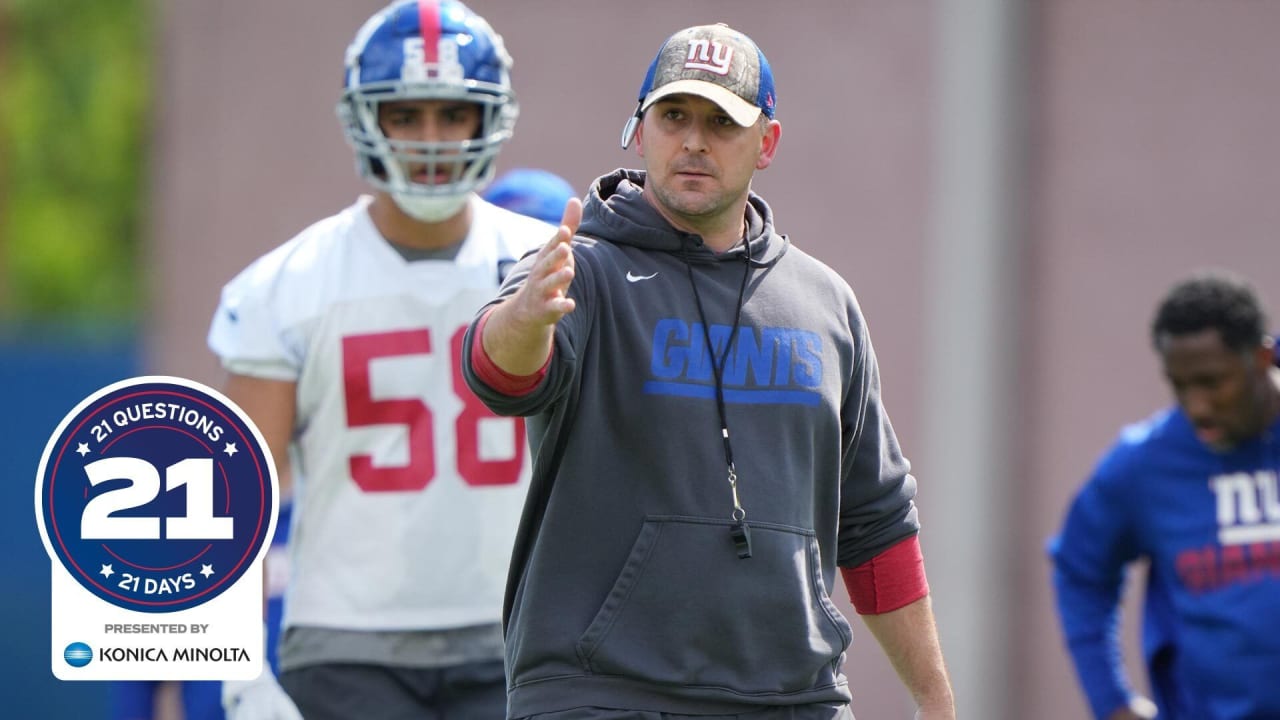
[646,319,823,406]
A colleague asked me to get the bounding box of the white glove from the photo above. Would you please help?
[222,668,304,720]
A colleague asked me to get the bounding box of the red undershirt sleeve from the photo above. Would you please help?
[469,308,550,396]
[840,535,930,615]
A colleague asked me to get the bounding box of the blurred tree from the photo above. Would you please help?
[0,0,151,329]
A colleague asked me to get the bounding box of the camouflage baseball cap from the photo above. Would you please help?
[620,23,776,149]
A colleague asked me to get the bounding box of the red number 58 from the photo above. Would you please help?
[342,328,525,493]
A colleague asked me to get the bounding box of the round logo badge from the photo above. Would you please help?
[36,376,277,613]
[64,642,93,668]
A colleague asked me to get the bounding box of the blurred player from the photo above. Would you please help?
[1049,270,1280,719]
[206,1,546,717]
[109,501,291,720]
[483,168,576,225]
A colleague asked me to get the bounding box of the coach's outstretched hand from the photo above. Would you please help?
[513,197,580,326]
[481,197,581,376]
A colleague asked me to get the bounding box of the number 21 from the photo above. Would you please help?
[81,457,234,540]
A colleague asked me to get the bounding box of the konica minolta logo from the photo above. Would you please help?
[63,642,93,668]
[91,646,251,663]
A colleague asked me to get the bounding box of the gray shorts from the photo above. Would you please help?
[279,659,505,720]
[516,705,854,720]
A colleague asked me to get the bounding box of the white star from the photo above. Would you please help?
[76,443,90,457]
[200,564,215,579]
[224,442,238,457]
[100,564,114,578]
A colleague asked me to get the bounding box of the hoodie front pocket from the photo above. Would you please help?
[574,516,851,697]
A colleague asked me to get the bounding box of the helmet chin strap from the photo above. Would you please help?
[391,191,469,223]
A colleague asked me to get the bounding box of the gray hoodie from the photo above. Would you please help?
[463,169,920,717]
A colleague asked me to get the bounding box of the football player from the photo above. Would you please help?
[208,2,546,717]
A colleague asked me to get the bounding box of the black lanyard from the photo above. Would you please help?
[684,248,753,559]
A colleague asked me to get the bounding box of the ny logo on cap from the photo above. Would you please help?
[684,39,732,76]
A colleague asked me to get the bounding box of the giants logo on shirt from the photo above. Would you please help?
[645,319,823,406]
[1210,470,1280,545]
[1175,469,1280,594]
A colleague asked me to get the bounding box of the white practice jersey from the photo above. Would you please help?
[208,195,547,632]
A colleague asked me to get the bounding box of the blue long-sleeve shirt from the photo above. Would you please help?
[1048,408,1280,719]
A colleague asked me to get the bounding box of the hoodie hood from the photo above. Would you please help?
[578,168,789,267]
